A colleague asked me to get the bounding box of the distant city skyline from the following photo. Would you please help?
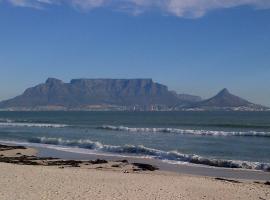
[0,1,270,106]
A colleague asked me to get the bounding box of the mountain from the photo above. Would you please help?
[186,88,268,111]
[0,78,198,111]
[0,79,267,111]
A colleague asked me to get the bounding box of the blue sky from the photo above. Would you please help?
[0,0,270,106]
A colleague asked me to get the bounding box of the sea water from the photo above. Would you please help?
[0,111,269,171]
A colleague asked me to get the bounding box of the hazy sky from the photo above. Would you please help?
[0,0,270,106]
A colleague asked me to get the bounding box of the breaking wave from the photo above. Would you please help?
[0,119,68,128]
[98,125,270,137]
[28,137,270,172]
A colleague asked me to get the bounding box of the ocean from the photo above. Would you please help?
[0,111,270,171]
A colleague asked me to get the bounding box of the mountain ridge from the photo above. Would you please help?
[0,78,193,110]
[0,79,267,111]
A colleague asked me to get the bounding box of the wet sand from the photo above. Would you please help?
[37,145,270,181]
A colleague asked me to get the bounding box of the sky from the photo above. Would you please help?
[0,0,270,106]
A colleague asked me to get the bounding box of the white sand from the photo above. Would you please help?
[0,162,269,200]
[0,147,37,157]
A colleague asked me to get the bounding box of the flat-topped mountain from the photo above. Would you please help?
[0,79,267,111]
[187,88,267,111]
[0,78,200,111]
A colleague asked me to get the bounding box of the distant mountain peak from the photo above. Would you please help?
[188,88,267,111]
[0,78,267,111]
[218,88,230,95]
[45,78,63,85]
[214,88,233,98]
[0,78,188,110]
[196,89,250,107]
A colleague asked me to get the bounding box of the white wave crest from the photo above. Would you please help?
[28,137,270,172]
[0,118,14,123]
[0,122,68,128]
[99,125,270,137]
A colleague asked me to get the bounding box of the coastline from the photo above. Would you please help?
[1,141,270,181]
[36,145,270,181]
[0,143,269,200]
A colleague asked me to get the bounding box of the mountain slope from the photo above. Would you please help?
[188,88,267,111]
[0,80,267,111]
[0,78,188,110]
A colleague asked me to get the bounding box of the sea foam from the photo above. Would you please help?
[98,125,270,137]
[27,137,270,172]
[0,121,68,128]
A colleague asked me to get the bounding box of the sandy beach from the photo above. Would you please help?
[2,1,270,199]
[0,162,269,200]
[0,144,269,200]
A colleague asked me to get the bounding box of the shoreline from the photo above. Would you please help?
[0,143,269,200]
[1,142,270,181]
[36,144,270,181]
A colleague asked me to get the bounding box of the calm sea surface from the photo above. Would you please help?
[0,111,270,170]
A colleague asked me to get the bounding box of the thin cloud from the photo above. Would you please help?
[3,0,270,18]
[6,0,55,8]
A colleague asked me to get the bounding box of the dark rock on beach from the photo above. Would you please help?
[132,163,159,171]
[215,178,241,183]
[0,144,27,151]
[90,159,108,164]
[264,181,270,186]
[47,160,83,167]
[116,159,129,163]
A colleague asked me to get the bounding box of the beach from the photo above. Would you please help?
[0,112,270,200]
[0,144,269,200]
[1,162,270,200]
[2,1,270,199]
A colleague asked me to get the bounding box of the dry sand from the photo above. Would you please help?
[0,163,269,200]
[0,147,37,157]
[0,146,269,200]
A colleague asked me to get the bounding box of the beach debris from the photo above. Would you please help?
[111,164,121,168]
[264,181,270,186]
[132,163,159,171]
[0,144,26,151]
[47,160,83,167]
[0,156,40,165]
[117,159,129,163]
[215,178,241,183]
[90,159,108,164]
